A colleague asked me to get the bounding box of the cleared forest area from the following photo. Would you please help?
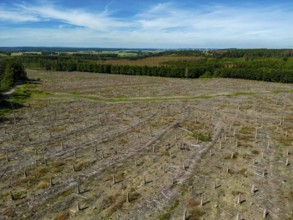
[0,70,292,220]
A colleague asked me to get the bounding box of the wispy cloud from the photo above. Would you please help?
[0,1,293,48]
[0,7,39,22]
[1,2,131,31]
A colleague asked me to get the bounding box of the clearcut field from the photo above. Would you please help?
[0,70,292,220]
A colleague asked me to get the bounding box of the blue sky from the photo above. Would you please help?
[0,0,293,48]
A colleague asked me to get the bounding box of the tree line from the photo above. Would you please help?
[0,59,27,90]
[10,49,293,83]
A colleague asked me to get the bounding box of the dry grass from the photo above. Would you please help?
[96,56,202,67]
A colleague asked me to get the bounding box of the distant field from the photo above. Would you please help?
[96,56,202,66]
[0,70,292,219]
[11,52,42,56]
[9,50,164,58]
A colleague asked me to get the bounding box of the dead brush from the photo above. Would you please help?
[185,198,205,219]
[54,211,69,220]
[74,159,94,171]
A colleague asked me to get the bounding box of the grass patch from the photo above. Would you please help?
[192,131,211,142]
[0,83,52,121]
[159,200,179,220]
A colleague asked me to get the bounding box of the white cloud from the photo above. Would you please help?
[0,8,39,22]
[15,3,130,31]
[0,1,293,48]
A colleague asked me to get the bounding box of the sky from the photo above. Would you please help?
[0,0,293,48]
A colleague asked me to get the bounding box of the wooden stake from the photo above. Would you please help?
[10,191,15,201]
[182,163,186,170]
[200,194,203,206]
[112,174,116,185]
[236,213,240,220]
[77,184,81,194]
[77,202,80,211]
[143,176,148,185]
[231,152,234,159]
[263,208,268,218]
[285,158,289,166]
[183,209,187,220]
[163,166,167,173]
[251,184,256,194]
[172,176,176,185]
[50,177,53,187]
[126,192,130,203]
[135,158,138,166]
[237,194,241,204]
[262,169,266,177]
[72,164,76,172]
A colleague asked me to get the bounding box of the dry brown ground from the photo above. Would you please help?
[96,56,202,66]
[0,70,292,220]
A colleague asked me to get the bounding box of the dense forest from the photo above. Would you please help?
[0,59,27,91]
[3,48,293,83]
